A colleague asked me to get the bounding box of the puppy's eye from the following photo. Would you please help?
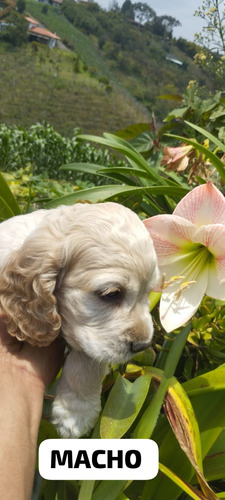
[98,288,122,303]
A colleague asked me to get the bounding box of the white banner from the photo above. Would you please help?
[39,439,159,480]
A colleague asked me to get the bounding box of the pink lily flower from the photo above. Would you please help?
[161,144,194,172]
[144,182,225,332]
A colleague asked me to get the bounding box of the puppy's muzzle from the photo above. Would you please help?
[130,340,152,353]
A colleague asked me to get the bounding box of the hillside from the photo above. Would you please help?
[0,43,151,136]
[25,0,216,117]
[0,0,217,135]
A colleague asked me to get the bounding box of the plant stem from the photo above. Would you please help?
[133,323,192,439]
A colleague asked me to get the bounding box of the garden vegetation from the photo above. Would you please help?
[1,0,225,498]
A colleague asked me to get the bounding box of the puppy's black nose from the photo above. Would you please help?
[131,340,152,353]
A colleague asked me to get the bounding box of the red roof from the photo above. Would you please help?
[25,16,39,25]
[29,26,60,40]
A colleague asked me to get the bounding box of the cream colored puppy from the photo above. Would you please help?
[0,202,159,438]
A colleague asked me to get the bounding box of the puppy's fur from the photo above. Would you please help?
[0,202,158,437]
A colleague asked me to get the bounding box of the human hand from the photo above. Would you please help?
[0,311,65,391]
[0,312,65,500]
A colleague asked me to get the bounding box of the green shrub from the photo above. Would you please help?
[0,122,121,185]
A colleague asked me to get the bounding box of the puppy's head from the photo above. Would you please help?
[0,203,159,362]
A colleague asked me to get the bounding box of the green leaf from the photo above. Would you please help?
[218,127,225,143]
[78,133,164,181]
[60,162,106,175]
[46,184,189,208]
[143,390,225,500]
[46,185,134,206]
[92,480,127,500]
[149,291,161,312]
[207,428,225,456]
[97,166,148,178]
[192,391,225,463]
[158,94,183,102]
[132,365,214,497]
[55,481,67,500]
[0,196,15,221]
[133,325,192,439]
[61,163,149,183]
[78,480,95,500]
[132,347,156,367]
[163,380,219,500]
[116,493,130,500]
[100,373,151,439]
[130,131,154,153]
[184,120,225,154]
[0,172,21,218]
[163,379,202,472]
[38,479,57,500]
[60,162,134,185]
[37,419,58,448]
[183,363,225,396]
[164,107,189,121]
[114,122,152,140]
[210,106,225,120]
[204,448,225,482]
[159,463,206,500]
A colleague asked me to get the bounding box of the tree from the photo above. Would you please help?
[132,2,156,25]
[194,1,225,86]
[0,11,28,46]
[17,0,26,13]
[109,0,120,12]
[161,15,181,38]
[194,0,225,54]
[121,0,134,20]
[150,15,181,38]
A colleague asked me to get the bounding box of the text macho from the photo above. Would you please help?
[51,449,142,469]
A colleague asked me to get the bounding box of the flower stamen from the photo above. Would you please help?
[174,280,197,302]
[160,274,185,291]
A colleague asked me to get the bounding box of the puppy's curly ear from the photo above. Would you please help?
[0,229,65,347]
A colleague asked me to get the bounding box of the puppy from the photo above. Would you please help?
[0,202,159,438]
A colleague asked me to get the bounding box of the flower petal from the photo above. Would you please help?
[160,272,207,332]
[206,258,225,299]
[162,145,193,163]
[193,224,225,257]
[216,256,225,283]
[161,146,191,172]
[174,183,225,227]
[143,215,195,265]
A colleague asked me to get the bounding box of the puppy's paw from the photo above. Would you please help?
[52,393,101,438]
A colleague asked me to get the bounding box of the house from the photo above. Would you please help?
[0,21,14,30]
[166,54,183,66]
[33,0,63,7]
[25,15,60,48]
[51,0,63,8]
[25,16,39,29]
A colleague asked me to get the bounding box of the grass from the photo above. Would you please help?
[0,43,150,136]
[25,0,150,113]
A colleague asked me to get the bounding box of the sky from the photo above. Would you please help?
[96,0,205,42]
